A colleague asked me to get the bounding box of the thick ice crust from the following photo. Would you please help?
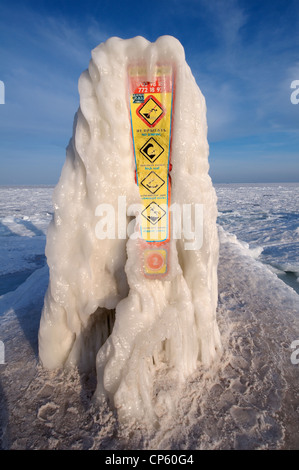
[38,36,221,422]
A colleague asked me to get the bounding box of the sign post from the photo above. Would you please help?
[128,65,174,277]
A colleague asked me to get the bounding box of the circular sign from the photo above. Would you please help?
[146,251,165,271]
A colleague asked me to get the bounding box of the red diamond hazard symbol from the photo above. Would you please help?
[136,95,165,127]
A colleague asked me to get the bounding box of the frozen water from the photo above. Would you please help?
[1,184,298,297]
[0,36,298,448]
[0,186,52,295]
[216,183,299,293]
[0,182,298,447]
[0,220,298,449]
[38,36,221,423]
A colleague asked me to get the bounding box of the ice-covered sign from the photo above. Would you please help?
[38,36,221,424]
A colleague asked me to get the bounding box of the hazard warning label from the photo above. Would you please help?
[129,64,173,245]
[137,96,165,127]
[141,171,165,194]
[141,201,166,225]
[140,137,164,163]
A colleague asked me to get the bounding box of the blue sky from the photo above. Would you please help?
[0,0,298,184]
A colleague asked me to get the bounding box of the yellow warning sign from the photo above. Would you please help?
[140,137,164,163]
[129,65,173,244]
[137,96,165,127]
[141,201,166,225]
[141,171,165,194]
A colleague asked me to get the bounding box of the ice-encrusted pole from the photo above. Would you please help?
[38,36,221,423]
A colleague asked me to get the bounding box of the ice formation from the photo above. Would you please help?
[38,36,221,423]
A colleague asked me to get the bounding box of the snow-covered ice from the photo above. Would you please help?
[216,182,299,294]
[38,36,221,423]
[0,183,299,448]
[0,219,298,449]
[0,186,52,295]
[0,184,298,450]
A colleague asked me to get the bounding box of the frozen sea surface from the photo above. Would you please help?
[0,186,53,295]
[0,183,298,296]
[0,184,298,450]
[0,215,298,450]
[216,183,299,294]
